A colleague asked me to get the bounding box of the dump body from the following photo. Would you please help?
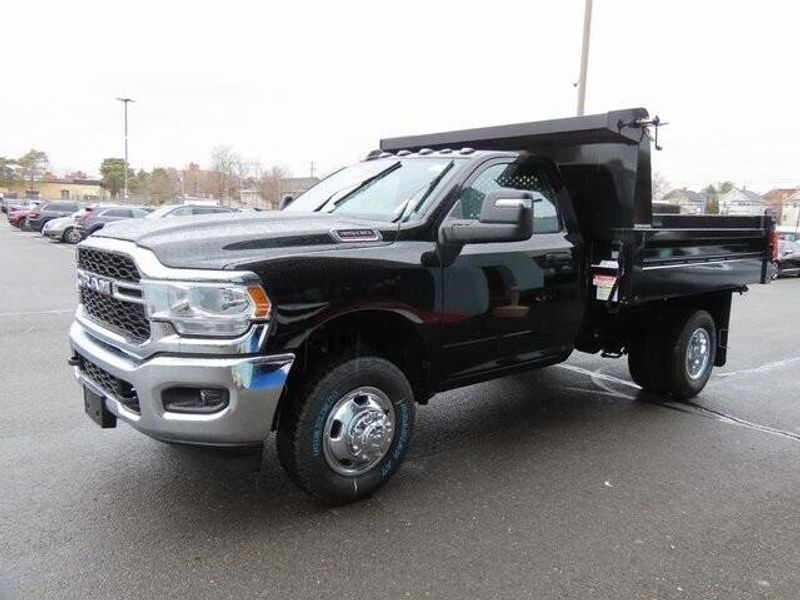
[382,108,773,310]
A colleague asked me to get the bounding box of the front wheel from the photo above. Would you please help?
[63,227,81,244]
[771,261,781,280]
[277,356,415,505]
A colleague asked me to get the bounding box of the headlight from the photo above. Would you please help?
[141,280,271,337]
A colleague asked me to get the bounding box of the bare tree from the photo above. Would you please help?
[651,170,669,201]
[258,165,291,209]
[209,145,242,202]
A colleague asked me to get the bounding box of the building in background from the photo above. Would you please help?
[763,188,800,222]
[779,190,800,229]
[1,177,108,201]
[238,188,261,208]
[718,187,767,216]
[662,189,708,214]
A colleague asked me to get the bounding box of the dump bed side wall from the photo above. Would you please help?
[614,215,771,305]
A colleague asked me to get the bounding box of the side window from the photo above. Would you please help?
[449,158,561,234]
[192,207,217,215]
[169,206,191,217]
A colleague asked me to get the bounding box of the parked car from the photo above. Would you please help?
[0,196,13,214]
[7,202,42,228]
[145,204,238,219]
[69,108,776,504]
[24,200,83,232]
[42,208,94,243]
[77,205,150,239]
[772,240,800,278]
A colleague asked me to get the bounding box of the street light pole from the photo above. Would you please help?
[116,97,135,199]
[576,0,593,116]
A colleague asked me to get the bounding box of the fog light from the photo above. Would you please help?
[162,387,230,414]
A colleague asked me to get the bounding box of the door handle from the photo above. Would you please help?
[543,252,571,262]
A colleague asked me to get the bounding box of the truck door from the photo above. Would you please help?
[438,157,582,382]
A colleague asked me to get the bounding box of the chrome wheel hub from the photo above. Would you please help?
[323,387,395,476]
[686,328,711,380]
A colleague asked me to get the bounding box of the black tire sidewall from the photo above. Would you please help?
[290,357,414,503]
[667,310,716,400]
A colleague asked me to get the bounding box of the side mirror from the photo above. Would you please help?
[278,195,294,210]
[439,189,539,245]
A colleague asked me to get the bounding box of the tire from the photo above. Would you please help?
[63,227,81,244]
[771,261,781,280]
[277,356,415,505]
[659,309,716,401]
[627,340,665,392]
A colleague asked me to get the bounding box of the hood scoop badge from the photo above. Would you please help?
[331,228,382,243]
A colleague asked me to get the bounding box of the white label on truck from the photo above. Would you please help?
[594,260,619,270]
[593,274,618,301]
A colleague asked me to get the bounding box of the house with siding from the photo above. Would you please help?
[662,189,708,214]
[779,190,800,229]
[717,188,767,216]
[763,188,800,222]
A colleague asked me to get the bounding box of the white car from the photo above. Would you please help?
[42,210,85,244]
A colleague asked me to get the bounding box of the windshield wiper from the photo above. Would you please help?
[393,160,455,223]
[319,161,402,212]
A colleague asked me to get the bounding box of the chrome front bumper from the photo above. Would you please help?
[69,321,294,446]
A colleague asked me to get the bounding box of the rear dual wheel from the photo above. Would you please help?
[628,309,716,401]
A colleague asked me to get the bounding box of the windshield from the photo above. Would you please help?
[285,157,462,221]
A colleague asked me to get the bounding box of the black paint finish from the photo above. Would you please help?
[94,109,773,395]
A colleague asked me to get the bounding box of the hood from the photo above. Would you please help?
[95,211,399,269]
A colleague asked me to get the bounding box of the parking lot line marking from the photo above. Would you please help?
[557,363,641,390]
[559,361,800,443]
[717,356,800,378]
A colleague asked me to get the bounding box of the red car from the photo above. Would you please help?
[8,205,40,228]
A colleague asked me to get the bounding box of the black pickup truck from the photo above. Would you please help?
[69,108,777,504]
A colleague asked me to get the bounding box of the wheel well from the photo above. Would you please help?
[273,311,432,430]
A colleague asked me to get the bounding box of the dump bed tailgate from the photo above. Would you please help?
[596,215,773,306]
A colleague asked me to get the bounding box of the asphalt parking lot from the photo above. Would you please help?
[2,219,800,600]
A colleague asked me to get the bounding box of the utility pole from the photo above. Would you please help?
[309,161,316,178]
[116,97,135,199]
[576,0,593,116]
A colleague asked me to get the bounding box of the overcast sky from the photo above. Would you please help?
[2,0,798,192]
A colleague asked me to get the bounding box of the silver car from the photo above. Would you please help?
[42,210,85,244]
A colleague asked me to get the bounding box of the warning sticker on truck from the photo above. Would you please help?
[593,274,618,301]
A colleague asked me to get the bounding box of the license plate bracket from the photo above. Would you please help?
[84,386,116,428]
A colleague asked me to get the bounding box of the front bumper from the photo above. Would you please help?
[69,321,294,446]
[43,226,65,239]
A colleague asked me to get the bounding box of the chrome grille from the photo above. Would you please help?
[80,287,151,343]
[78,354,140,414]
[77,247,140,283]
